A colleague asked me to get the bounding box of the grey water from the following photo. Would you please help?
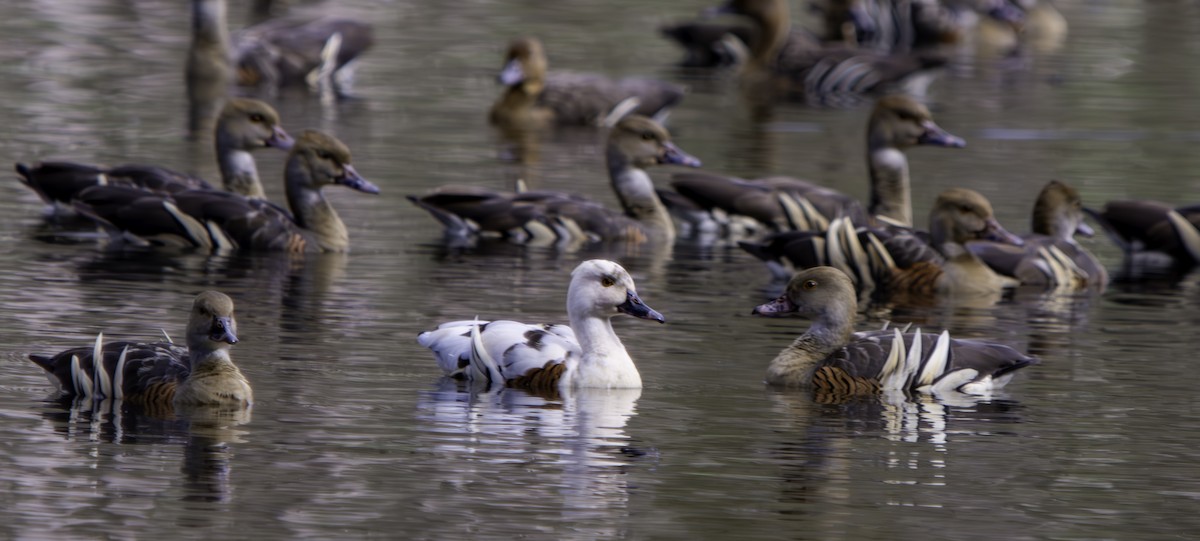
[1,0,1199,539]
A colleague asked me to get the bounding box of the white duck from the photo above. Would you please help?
[417,260,664,393]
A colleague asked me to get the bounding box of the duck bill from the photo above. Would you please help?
[618,290,665,323]
[337,164,381,194]
[210,317,239,344]
[752,295,797,316]
[1075,221,1095,238]
[267,126,295,150]
[497,59,525,86]
[917,120,966,148]
[660,142,702,168]
[982,218,1024,246]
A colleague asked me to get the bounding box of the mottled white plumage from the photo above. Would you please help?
[418,260,665,392]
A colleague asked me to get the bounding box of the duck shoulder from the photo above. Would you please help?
[29,340,190,406]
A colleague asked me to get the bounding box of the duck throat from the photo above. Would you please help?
[607,147,675,240]
[286,163,349,252]
[568,314,642,388]
[868,147,912,227]
[767,307,855,386]
[217,147,265,199]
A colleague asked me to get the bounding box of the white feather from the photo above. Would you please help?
[92,332,111,399]
[1167,210,1200,262]
[915,331,952,387]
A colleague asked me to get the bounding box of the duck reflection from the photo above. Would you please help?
[416,382,645,533]
[37,395,251,505]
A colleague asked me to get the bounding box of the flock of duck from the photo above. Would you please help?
[14,0,1197,419]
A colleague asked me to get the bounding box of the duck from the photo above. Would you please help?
[73,129,378,253]
[489,37,686,129]
[668,94,963,235]
[1086,199,1200,268]
[708,0,948,106]
[187,0,373,102]
[740,188,1023,296]
[17,98,293,209]
[659,20,760,68]
[417,259,665,393]
[410,115,701,245]
[752,266,1037,393]
[28,291,252,409]
[967,180,1107,289]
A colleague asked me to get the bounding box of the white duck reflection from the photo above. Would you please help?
[416,381,644,534]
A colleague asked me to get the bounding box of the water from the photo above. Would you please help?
[1,0,1199,539]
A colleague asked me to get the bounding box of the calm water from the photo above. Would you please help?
[1,0,1199,539]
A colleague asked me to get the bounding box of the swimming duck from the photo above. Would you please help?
[668,95,963,235]
[489,37,685,129]
[17,98,293,209]
[73,130,378,253]
[967,180,1107,289]
[740,188,1023,296]
[710,0,947,105]
[1087,199,1200,268]
[29,291,252,409]
[752,266,1037,393]
[410,115,701,245]
[659,20,760,67]
[418,259,664,393]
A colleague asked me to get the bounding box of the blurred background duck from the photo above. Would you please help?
[418,260,664,394]
[187,0,373,131]
[1087,199,1200,270]
[705,0,949,106]
[489,36,685,130]
[967,180,1107,290]
[17,98,293,216]
[410,115,701,247]
[751,266,1037,394]
[665,95,963,237]
[740,188,1023,298]
[28,291,252,411]
[72,130,378,253]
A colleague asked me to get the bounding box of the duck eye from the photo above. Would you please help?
[317,151,331,160]
[249,113,265,123]
[641,132,655,141]
[803,280,817,290]
[601,276,616,287]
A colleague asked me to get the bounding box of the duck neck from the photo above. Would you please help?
[215,131,265,199]
[867,140,912,227]
[607,147,675,241]
[190,0,230,54]
[1031,199,1075,243]
[748,7,790,66]
[285,162,349,252]
[767,305,856,386]
[568,313,642,388]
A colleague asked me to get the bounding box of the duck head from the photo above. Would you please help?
[609,115,702,169]
[289,130,380,194]
[218,98,293,151]
[187,291,239,354]
[752,266,857,320]
[1032,180,1093,241]
[869,95,965,150]
[497,37,547,93]
[568,260,665,323]
[929,188,1022,248]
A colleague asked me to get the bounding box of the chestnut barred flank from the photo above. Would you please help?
[508,361,569,394]
[811,366,883,395]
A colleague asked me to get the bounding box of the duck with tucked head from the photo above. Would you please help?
[967,180,1107,289]
[669,95,963,235]
[489,36,685,129]
[752,266,1037,394]
[73,130,378,253]
[411,115,700,245]
[709,0,947,105]
[741,188,1023,297]
[29,291,252,410]
[1086,197,1200,271]
[418,260,665,394]
[17,98,293,213]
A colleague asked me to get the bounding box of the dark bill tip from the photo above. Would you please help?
[211,317,239,344]
[752,295,797,316]
[337,164,381,194]
[660,142,702,168]
[918,120,966,148]
[618,290,665,323]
